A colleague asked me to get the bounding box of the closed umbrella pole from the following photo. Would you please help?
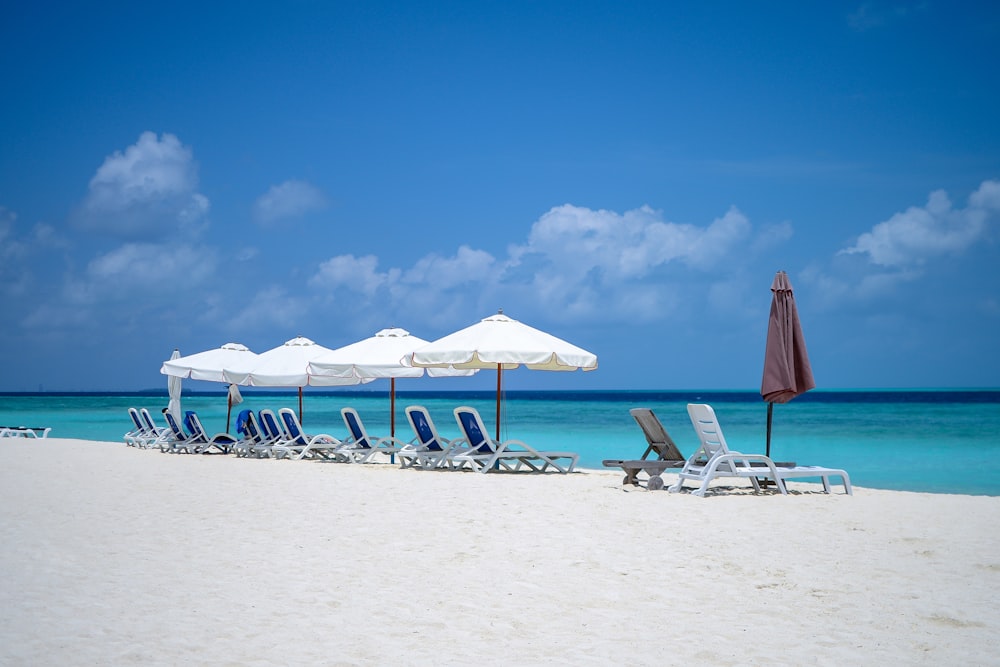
[760,271,815,459]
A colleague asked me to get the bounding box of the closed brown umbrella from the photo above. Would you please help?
[760,271,815,458]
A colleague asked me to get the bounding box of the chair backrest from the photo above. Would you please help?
[279,408,308,446]
[128,408,144,432]
[244,411,265,443]
[185,411,209,442]
[162,408,187,440]
[686,403,734,463]
[341,408,370,449]
[629,408,685,461]
[406,406,444,452]
[454,407,494,454]
[140,408,159,433]
[260,410,286,441]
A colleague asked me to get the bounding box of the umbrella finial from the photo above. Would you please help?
[498,307,503,314]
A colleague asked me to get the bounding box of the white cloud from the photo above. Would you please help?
[306,203,758,325]
[86,242,216,292]
[253,180,327,225]
[0,206,25,260]
[402,246,495,289]
[310,254,399,297]
[77,132,210,238]
[228,286,310,333]
[840,179,1000,267]
[508,204,751,282]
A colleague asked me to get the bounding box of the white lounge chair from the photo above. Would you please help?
[1,425,51,438]
[277,408,349,461]
[185,411,238,454]
[668,403,852,496]
[159,409,201,453]
[124,408,145,446]
[139,408,169,448]
[338,407,408,464]
[399,405,469,469]
[451,406,578,474]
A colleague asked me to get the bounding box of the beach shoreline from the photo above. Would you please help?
[2,438,998,665]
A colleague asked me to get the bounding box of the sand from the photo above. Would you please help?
[1,438,998,666]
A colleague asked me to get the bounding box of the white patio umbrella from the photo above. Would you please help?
[166,349,183,425]
[406,310,598,440]
[308,327,475,437]
[161,342,258,431]
[224,336,366,423]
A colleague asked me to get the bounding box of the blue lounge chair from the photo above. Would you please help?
[451,406,578,474]
[185,411,238,454]
[338,407,408,464]
[277,408,348,461]
[159,409,200,453]
[399,405,469,469]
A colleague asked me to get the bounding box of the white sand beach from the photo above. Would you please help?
[1,438,998,665]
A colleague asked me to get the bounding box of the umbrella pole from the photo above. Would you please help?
[390,377,396,438]
[766,401,774,458]
[226,392,233,433]
[495,363,502,442]
[299,387,304,424]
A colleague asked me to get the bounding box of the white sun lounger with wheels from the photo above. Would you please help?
[276,408,349,461]
[399,405,469,469]
[451,406,578,474]
[668,403,852,496]
[338,408,409,464]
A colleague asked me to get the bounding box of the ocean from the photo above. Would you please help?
[2,389,998,496]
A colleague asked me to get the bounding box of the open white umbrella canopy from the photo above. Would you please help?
[161,343,257,432]
[407,311,597,439]
[308,327,475,436]
[160,342,258,383]
[224,336,366,422]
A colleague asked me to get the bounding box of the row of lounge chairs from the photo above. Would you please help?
[604,404,852,496]
[124,405,578,474]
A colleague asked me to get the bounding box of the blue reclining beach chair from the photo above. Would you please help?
[451,406,578,474]
[160,409,200,453]
[399,405,469,469]
[276,408,348,461]
[338,407,408,464]
[184,411,237,455]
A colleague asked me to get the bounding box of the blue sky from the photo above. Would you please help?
[1,1,998,392]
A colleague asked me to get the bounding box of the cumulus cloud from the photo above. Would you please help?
[228,286,310,332]
[307,203,759,324]
[85,242,216,293]
[253,180,327,225]
[508,204,751,280]
[76,132,209,238]
[310,254,399,297]
[840,180,1000,267]
[848,2,927,32]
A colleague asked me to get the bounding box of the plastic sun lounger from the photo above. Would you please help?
[450,406,578,474]
[159,409,200,453]
[668,403,852,497]
[602,408,688,489]
[338,407,409,464]
[277,408,348,461]
[399,405,470,470]
[0,426,52,438]
[184,411,237,455]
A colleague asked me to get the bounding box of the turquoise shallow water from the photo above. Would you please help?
[2,390,998,495]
